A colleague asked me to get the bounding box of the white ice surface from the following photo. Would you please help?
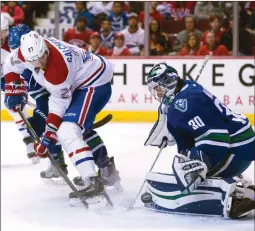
[1,122,254,231]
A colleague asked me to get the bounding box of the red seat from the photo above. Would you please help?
[196,19,210,32]
[163,19,185,34]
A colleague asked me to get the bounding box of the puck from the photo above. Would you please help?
[141,192,153,204]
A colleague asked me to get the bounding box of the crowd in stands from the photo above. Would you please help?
[1,1,255,56]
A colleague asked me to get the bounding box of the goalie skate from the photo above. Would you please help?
[69,176,113,209]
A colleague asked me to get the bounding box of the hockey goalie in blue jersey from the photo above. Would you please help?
[142,62,255,219]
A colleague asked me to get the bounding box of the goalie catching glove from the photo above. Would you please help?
[172,154,208,194]
[145,103,175,148]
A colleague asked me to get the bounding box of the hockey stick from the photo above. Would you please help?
[195,55,211,82]
[92,114,112,129]
[127,141,166,210]
[2,90,112,129]
[16,108,89,209]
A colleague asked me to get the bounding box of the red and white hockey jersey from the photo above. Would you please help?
[4,37,114,122]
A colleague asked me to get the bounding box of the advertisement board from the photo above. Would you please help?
[1,58,254,124]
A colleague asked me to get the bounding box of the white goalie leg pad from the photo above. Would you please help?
[145,103,175,148]
[57,122,96,180]
[144,172,237,217]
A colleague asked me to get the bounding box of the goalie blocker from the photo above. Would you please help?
[142,172,255,219]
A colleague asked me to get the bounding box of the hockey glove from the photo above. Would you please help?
[145,103,175,148]
[4,81,27,112]
[172,154,208,194]
[34,113,62,158]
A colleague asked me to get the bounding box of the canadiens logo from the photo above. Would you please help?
[174,99,188,112]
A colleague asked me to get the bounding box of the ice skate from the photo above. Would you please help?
[23,137,39,164]
[73,157,123,192]
[228,195,255,219]
[98,157,123,192]
[40,151,68,185]
[69,176,108,208]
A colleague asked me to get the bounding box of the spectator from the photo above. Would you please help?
[169,1,196,21]
[241,6,255,55]
[1,12,14,26]
[108,32,131,56]
[150,34,169,56]
[64,17,93,48]
[75,1,95,30]
[245,6,255,37]
[179,32,200,55]
[194,2,226,20]
[121,12,145,55]
[220,18,233,53]
[238,2,255,55]
[21,2,49,28]
[173,15,202,52]
[100,19,115,50]
[1,1,24,26]
[149,19,168,54]
[88,1,113,16]
[138,2,164,28]
[85,32,109,56]
[1,14,10,51]
[93,12,108,32]
[201,13,224,45]
[197,31,229,56]
[221,15,254,55]
[218,2,233,19]
[107,2,128,32]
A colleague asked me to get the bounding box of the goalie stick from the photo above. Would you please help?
[195,55,211,82]
[127,140,167,210]
[1,90,112,129]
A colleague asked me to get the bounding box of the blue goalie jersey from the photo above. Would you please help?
[167,80,255,170]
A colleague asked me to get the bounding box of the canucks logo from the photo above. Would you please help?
[174,99,188,112]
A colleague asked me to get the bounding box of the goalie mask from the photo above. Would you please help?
[147,62,179,103]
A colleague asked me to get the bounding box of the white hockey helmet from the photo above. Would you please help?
[1,14,9,31]
[20,31,48,62]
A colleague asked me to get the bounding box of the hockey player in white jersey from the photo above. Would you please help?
[3,30,121,193]
[10,31,122,204]
[1,15,39,164]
